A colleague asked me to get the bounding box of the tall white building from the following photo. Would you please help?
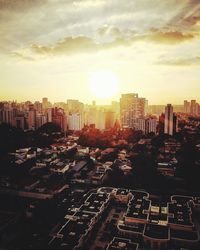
[134,118,157,134]
[146,118,157,134]
[68,113,83,131]
[136,118,146,133]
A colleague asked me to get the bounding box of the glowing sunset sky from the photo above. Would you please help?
[0,0,200,104]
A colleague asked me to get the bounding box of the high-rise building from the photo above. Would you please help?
[52,107,67,131]
[67,99,84,113]
[138,98,147,117]
[0,109,15,126]
[190,100,196,115]
[146,118,157,134]
[46,108,52,123]
[34,101,42,113]
[158,113,165,134]
[68,113,83,131]
[164,104,173,135]
[96,109,105,130]
[164,104,178,135]
[183,100,199,116]
[111,101,120,120]
[120,93,147,128]
[173,114,178,134]
[28,105,36,130]
[42,97,48,110]
[15,116,25,130]
[83,105,97,128]
[133,118,157,134]
[191,100,199,116]
[105,111,115,129]
[36,114,47,129]
[184,100,190,114]
[136,118,146,133]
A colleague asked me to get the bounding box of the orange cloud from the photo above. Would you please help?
[13,29,197,60]
[147,30,195,44]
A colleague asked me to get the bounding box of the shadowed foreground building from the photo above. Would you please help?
[48,187,200,250]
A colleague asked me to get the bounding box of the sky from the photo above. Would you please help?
[0,0,200,105]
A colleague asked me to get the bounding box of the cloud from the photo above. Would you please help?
[12,36,102,60]
[12,51,35,61]
[166,0,200,30]
[147,30,195,44]
[14,35,132,60]
[14,28,197,61]
[98,25,196,44]
[1,0,199,61]
[72,0,105,8]
[157,56,200,66]
[30,36,99,55]
[0,0,46,10]
[98,25,122,37]
[184,14,200,26]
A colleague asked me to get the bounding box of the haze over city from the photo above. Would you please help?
[0,0,200,104]
[0,1,200,250]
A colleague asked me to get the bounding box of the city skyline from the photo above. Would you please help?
[0,0,200,104]
[0,95,199,107]
[1,94,199,133]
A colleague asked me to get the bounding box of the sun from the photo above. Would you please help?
[89,71,119,99]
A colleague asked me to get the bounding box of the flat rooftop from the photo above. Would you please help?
[107,237,139,250]
[72,160,88,172]
[170,228,199,242]
[144,223,170,240]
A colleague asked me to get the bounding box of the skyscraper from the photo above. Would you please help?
[0,109,14,126]
[184,100,190,114]
[190,100,200,116]
[105,111,115,129]
[28,105,36,130]
[183,100,199,116]
[52,107,67,131]
[67,99,84,113]
[15,116,25,130]
[190,100,196,115]
[42,97,48,110]
[68,113,83,131]
[146,118,157,134]
[120,93,147,128]
[134,117,157,134]
[164,104,176,135]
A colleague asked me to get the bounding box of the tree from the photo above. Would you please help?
[0,123,25,156]
[37,122,61,134]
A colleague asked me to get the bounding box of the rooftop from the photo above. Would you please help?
[143,223,170,240]
[107,237,139,250]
